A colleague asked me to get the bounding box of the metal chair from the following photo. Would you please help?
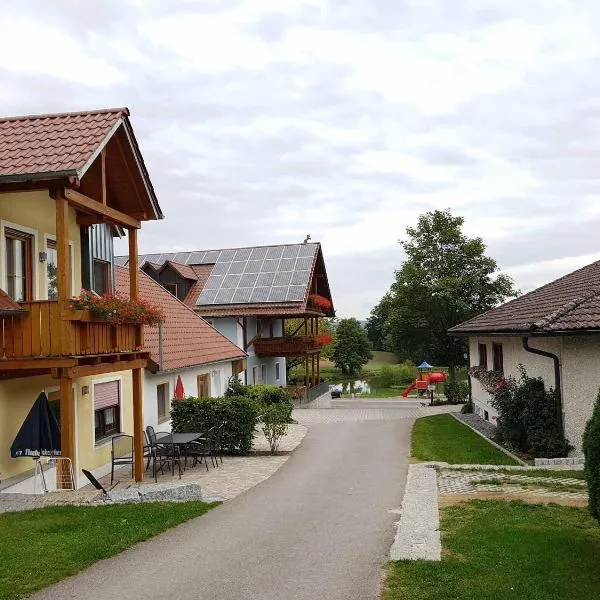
[212,423,225,466]
[151,433,182,482]
[111,434,133,484]
[186,428,215,471]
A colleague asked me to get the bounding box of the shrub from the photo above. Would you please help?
[261,404,290,454]
[244,384,293,421]
[224,375,247,397]
[445,380,469,404]
[373,362,418,388]
[461,399,473,414]
[171,396,259,454]
[583,388,600,522]
[490,366,571,458]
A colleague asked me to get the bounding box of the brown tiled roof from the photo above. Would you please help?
[0,289,26,314]
[115,267,245,372]
[0,108,126,179]
[183,265,214,307]
[197,303,318,318]
[450,260,600,335]
[162,261,198,281]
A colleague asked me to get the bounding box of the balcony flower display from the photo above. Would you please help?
[69,290,165,326]
[314,334,333,346]
[307,294,332,311]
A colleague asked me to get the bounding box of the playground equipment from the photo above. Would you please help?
[401,361,447,401]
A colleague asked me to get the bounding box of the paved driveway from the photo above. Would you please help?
[33,409,414,600]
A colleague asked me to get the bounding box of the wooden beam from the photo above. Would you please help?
[0,358,76,371]
[62,188,140,229]
[56,194,71,354]
[128,228,139,300]
[76,214,108,227]
[113,129,147,214]
[60,357,148,379]
[59,375,75,487]
[101,148,107,205]
[133,367,144,482]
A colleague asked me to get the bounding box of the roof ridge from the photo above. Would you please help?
[0,107,129,123]
[531,286,600,331]
[118,241,322,263]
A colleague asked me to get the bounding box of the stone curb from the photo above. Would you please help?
[451,413,527,465]
[390,464,441,561]
[535,457,585,466]
[422,461,584,472]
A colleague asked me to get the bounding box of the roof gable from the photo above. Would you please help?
[0,107,162,221]
[115,266,245,371]
[450,259,600,335]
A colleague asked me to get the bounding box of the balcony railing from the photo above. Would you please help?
[0,301,142,359]
[253,336,322,357]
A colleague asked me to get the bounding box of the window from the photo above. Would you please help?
[261,364,266,383]
[269,321,274,338]
[275,362,280,381]
[92,259,111,295]
[157,383,169,423]
[478,343,488,369]
[197,374,210,399]
[5,228,33,302]
[94,381,120,442]
[492,343,504,373]
[46,239,73,299]
[163,283,178,297]
[232,359,246,375]
[252,366,258,384]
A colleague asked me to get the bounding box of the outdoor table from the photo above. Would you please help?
[154,432,206,470]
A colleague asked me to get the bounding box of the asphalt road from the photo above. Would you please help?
[33,415,412,600]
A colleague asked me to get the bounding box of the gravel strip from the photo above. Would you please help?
[390,464,441,561]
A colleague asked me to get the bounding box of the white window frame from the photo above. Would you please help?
[43,233,75,300]
[275,362,280,381]
[91,376,124,446]
[0,220,39,301]
[156,380,171,424]
[252,366,258,385]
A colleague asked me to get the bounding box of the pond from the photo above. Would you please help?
[328,379,408,398]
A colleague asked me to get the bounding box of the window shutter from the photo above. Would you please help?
[94,381,120,410]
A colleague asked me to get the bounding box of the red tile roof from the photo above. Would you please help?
[0,289,26,314]
[0,108,126,178]
[115,266,245,372]
[450,260,600,335]
[183,265,214,307]
[162,261,198,281]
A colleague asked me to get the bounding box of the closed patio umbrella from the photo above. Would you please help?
[11,392,61,458]
[174,375,185,400]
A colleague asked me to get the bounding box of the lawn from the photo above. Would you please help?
[384,500,600,600]
[412,414,520,465]
[0,501,217,600]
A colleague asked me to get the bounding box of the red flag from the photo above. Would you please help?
[174,375,185,400]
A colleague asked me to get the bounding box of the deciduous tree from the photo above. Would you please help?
[332,318,373,375]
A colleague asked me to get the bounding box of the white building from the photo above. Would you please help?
[450,259,600,454]
[115,266,246,431]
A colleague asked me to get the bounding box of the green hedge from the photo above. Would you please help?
[584,388,600,523]
[170,396,259,454]
[244,384,293,421]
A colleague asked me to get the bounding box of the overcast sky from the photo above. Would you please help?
[2,1,600,319]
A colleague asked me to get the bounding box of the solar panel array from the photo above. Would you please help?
[120,243,319,306]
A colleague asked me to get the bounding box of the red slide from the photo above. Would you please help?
[401,382,417,398]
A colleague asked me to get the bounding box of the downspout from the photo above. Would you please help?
[521,337,564,437]
[158,321,164,372]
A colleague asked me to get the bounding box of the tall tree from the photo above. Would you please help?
[332,318,373,375]
[365,292,394,352]
[383,209,517,367]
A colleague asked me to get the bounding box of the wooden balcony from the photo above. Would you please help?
[253,336,322,357]
[0,301,142,360]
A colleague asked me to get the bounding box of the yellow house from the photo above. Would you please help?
[0,108,163,490]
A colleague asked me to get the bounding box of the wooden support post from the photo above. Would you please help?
[128,228,142,348]
[133,367,144,482]
[101,148,107,205]
[317,351,321,384]
[304,356,309,398]
[58,375,75,487]
[56,194,71,352]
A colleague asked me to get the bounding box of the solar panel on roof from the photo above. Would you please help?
[220,249,237,262]
[269,287,288,302]
[250,247,268,260]
[203,275,224,290]
[211,262,229,276]
[234,248,252,261]
[273,271,292,286]
[251,287,271,302]
[227,261,246,274]
[278,258,295,272]
[257,272,276,287]
[286,286,306,301]
[204,250,221,263]
[244,260,262,273]
[188,251,206,264]
[222,274,241,289]
[215,288,235,304]
[266,246,284,259]
[295,257,313,270]
[174,252,191,264]
[239,273,259,287]
[199,289,218,304]
[232,287,253,303]
[261,259,279,273]
[282,245,300,259]
[291,270,310,285]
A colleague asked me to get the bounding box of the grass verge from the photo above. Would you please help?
[0,501,217,600]
[384,500,600,600]
[412,414,520,465]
